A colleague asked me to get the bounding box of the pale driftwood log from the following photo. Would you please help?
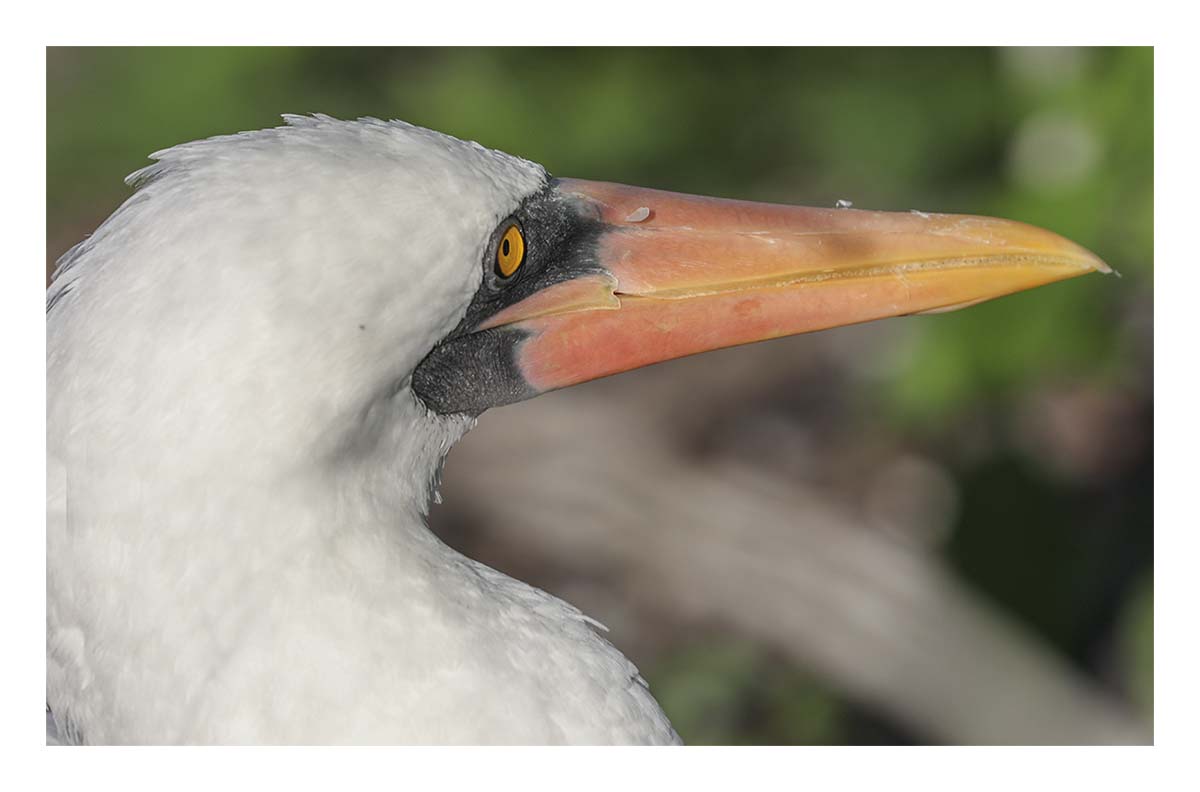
[434,347,1149,745]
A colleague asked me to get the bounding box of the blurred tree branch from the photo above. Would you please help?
[436,378,1149,745]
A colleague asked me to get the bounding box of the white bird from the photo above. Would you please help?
[46,115,1107,744]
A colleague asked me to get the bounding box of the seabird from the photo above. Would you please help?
[46,115,1107,744]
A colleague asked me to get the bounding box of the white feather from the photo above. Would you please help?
[47,116,679,744]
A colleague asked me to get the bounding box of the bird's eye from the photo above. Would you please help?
[496,224,525,279]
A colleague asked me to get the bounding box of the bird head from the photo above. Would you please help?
[50,115,1107,510]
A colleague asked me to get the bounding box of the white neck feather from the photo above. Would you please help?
[47,116,677,744]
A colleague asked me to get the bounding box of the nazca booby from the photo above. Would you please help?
[47,115,1107,744]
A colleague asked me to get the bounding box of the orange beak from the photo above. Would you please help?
[412,177,1108,416]
[485,179,1108,396]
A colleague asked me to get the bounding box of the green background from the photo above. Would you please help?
[47,47,1153,744]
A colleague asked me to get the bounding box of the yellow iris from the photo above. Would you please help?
[496,224,525,278]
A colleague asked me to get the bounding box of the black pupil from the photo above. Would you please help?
[501,238,510,257]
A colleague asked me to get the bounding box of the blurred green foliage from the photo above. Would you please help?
[47,47,1152,744]
[652,640,842,745]
[46,48,1152,410]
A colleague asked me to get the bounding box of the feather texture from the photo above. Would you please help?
[47,116,679,744]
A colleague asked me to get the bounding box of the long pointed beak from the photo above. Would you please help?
[411,177,1109,416]
[486,179,1109,396]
